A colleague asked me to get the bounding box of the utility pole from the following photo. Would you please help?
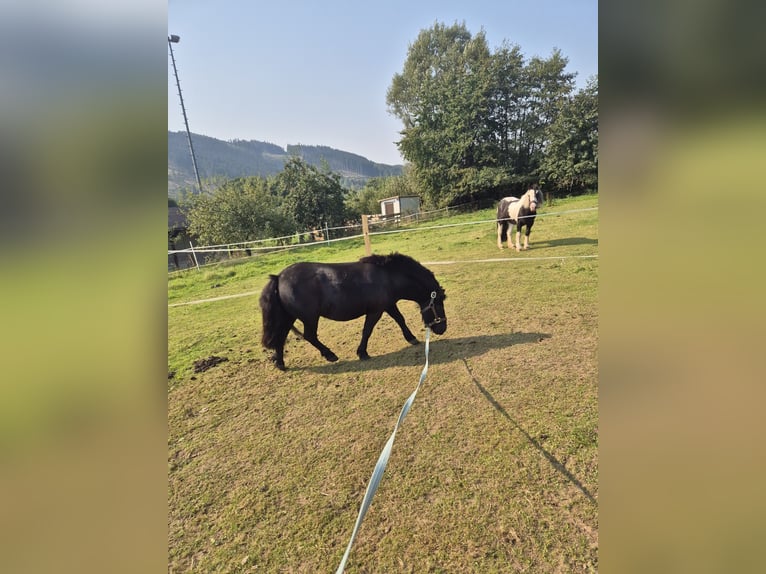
[168,34,204,194]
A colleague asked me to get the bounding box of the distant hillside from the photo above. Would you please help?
[168,131,403,197]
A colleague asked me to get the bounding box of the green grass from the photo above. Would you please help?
[168,194,598,572]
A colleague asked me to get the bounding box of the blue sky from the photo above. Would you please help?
[168,0,597,166]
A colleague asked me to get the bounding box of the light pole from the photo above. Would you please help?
[168,34,204,194]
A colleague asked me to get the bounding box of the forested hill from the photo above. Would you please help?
[168,131,403,197]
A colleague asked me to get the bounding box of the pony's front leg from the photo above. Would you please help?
[386,305,419,346]
[301,317,338,363]
[515,230,522,251]
[507,224,515,250]
[357,311,383,360]
[522,231,530,250]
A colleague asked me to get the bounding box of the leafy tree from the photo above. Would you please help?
[517,49,576,175]
[387,22,495,205]
[346,178,387,218]
[488,41,526,170]
[381,170,418,201]
[183,177,292,245]
[388,22,585,206]
[272,157,348,230]
[345,171,419,218]
[540,75,598,194]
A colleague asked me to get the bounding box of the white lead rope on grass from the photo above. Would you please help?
[335,327,432,574]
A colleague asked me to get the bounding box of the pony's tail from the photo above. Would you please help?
[260,274,291,350]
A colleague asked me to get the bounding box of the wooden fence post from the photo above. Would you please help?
[189,240,201,270]
[361,215,372,256]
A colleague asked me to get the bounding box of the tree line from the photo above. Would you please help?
[181,156,402,246]
[179,22,597,246]
[388,21,597,205]
[180,156,418,246]
[168,132,405,198]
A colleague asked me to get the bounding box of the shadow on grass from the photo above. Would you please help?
[302,332,551,374]
[532,236,598,248]
[461,358,596,505]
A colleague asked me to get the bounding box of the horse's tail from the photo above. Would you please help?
[259,274,292,350]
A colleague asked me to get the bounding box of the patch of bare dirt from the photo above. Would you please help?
[193,356,228,373]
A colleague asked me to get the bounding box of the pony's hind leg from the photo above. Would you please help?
[507,223,516,250]
[300,317,338,363]
[272,347,286,371]
[497,223,504,249]
[270,324,292,370]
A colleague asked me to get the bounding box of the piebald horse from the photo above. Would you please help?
[496,186,544,251]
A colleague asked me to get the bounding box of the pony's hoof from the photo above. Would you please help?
[324,353,339,362]
[270,354,287,370]
[358,353,370,361]
[408,338,420,346]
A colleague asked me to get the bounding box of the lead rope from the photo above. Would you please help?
[335,293,435,574]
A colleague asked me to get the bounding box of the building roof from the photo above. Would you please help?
[379,195,421,202]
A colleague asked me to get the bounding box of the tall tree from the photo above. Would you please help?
[387,22,495,205]
[517,49,575,176]
[488,41,526,170]
[388,23,582,206]
[540,75,598,194]
[272,156,347,230]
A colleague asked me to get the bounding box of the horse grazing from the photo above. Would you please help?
[496,186,544,251]
[259,252,447,370]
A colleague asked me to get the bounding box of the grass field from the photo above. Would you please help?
[168,195,598,573]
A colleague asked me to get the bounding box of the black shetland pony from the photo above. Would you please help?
[260,253,447,370]
[496,186,544,251]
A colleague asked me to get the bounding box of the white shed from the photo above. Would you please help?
[379,195,421,217]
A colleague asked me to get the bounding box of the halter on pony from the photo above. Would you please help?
[420,291,445,328]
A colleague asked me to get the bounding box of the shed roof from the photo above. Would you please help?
[379,195,421,202]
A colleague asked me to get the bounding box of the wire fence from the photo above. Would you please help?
[169,198,493,272]
[168,199,597,273]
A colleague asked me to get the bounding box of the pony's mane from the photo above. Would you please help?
[359,252,424,272]
[521,188,534,203]
[359,252,445,297]
[520,187,542,207]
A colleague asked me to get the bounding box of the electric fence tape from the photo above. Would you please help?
[335,326,433,573]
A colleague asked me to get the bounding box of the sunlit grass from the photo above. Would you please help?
[168,194,598,572]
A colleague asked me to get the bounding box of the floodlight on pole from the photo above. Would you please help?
[168,34,204,194]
